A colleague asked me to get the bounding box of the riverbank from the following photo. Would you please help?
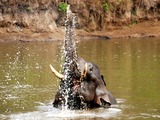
[79,21,160,40]
[0,0,159,42]
[0,20,160,42]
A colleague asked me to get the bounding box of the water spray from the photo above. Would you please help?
[60,5,81,110]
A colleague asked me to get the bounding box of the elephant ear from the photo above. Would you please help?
[101,75,106,86]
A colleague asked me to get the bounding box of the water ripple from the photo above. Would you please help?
[9,103,121,120]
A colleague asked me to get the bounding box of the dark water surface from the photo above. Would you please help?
[0,38,160,120]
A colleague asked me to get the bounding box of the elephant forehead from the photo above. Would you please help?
[87,63,101,75]
[88,62,99,70]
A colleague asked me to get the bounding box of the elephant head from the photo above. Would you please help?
[78,60,117,108]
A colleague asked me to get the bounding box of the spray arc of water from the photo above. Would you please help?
[58,5,83,110]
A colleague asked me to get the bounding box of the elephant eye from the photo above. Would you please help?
[89,67,93,71]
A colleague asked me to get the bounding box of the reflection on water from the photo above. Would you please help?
[0,38,160,120]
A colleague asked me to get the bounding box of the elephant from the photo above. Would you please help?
[50,57,117,109]
[49,5,116,110]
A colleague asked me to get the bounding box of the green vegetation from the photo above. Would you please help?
[57,2,68,12]
[131,8,137,16]
[102,2,110,12]
[131,19,138,24]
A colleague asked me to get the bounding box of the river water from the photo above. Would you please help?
[0,38,160,120]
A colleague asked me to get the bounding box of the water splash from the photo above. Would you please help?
[58,5,82,110]
[9,101,121,120]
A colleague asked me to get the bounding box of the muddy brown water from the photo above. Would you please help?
[0,38,160,120]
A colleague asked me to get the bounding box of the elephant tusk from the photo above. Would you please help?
[82,63,87,77]
[50,64,64,79]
